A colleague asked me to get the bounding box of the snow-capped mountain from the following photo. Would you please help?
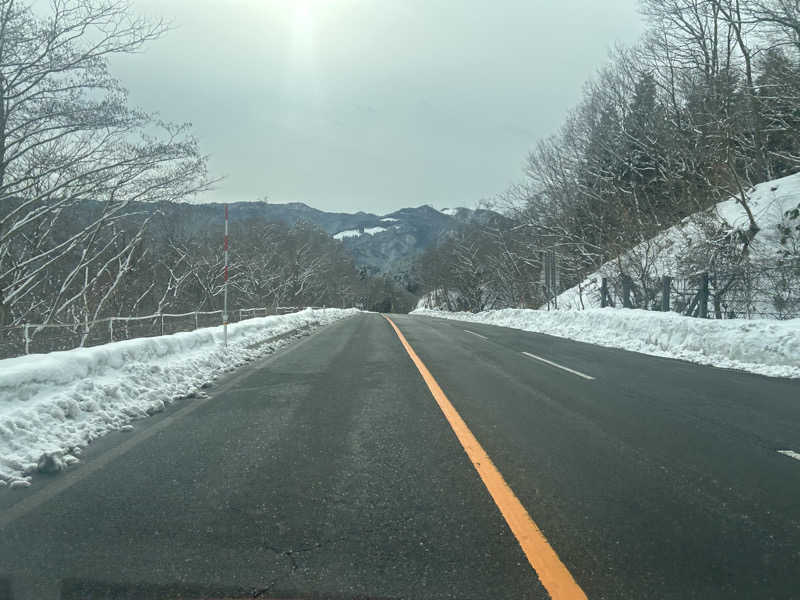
[189,202,503,275]
[88,200,504,276]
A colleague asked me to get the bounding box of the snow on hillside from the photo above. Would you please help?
[412,307,800,379]
[381,217,399,223]
[555,173,800,312]
[0,308,357,488]
[333,226,388,240]
[439,208,458,216]
[363,226,389,235]
[333,230,362,240]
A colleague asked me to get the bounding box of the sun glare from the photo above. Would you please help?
[293,1,314,37]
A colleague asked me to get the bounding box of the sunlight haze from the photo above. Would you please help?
[110,0,644,212]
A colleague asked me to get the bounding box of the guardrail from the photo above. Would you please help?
[0,306,317,360]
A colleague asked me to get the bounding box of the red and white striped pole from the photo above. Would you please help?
[223,203,229,348]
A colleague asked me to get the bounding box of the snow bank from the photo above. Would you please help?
[412,307,800,379]
[0,308,357,486]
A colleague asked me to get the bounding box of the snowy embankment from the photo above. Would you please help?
[0,308,357,488]
[555,173,800,311]
[412,307,800,379]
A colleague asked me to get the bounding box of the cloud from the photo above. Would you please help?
[110,0,644,213]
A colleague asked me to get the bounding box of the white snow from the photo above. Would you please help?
[412,307,800,379]
[440,208,458,216]
[380,218,399,222]
[554,173,800,312]
[333,230,362,240]
[0,308,357,486]
[333,227,388,240]
[777,450,800,462]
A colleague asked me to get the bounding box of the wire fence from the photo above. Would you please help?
[0,306,315,360]
[594,263,800,321]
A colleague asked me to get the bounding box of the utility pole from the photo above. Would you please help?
[223,203,229,347]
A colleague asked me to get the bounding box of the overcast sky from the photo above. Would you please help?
[110,0,644,213]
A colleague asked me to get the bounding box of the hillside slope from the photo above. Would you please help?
[554,173,800,318]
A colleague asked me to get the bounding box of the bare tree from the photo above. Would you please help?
[0,0,210,327]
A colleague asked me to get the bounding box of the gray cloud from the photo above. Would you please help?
[110,0,644,213]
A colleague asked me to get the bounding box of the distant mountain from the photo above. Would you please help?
[147,201,506,275]
[63,199,504,278]
[331,205,505,274]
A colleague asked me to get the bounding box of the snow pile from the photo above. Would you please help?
[555,173,800,312]
[333,226,388,240]
[412,307,800,379]
[380,217,399,223]
[0,308,357,486]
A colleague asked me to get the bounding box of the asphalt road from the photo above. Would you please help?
[1,312,799,599]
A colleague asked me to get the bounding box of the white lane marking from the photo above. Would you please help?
[463,329,488,340]
[522,351,596,381]
[778,450,800,462]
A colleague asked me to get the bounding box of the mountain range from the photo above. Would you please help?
[155,201,504,275]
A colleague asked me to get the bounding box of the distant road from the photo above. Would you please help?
[2,313,800,599]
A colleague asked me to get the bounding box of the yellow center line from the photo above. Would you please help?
[384,315,587,600]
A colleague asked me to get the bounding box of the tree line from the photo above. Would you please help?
[416,0,800,316]
[0,0,412,348]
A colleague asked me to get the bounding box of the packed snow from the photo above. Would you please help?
[412,307,800,379]
[554,173,800,312]
[333,227,388,240]
[0,308,357,487]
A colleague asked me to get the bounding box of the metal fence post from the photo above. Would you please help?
[662,276,671,312]
[223,203,229,348]
[24,324,30,355]
[160,312,165,336]
[601,278,609,308]
[194,311,199,330]
[622,275,633,308]
[109,318,114,343]
[700,272,709,318]
[80,318,90,348]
